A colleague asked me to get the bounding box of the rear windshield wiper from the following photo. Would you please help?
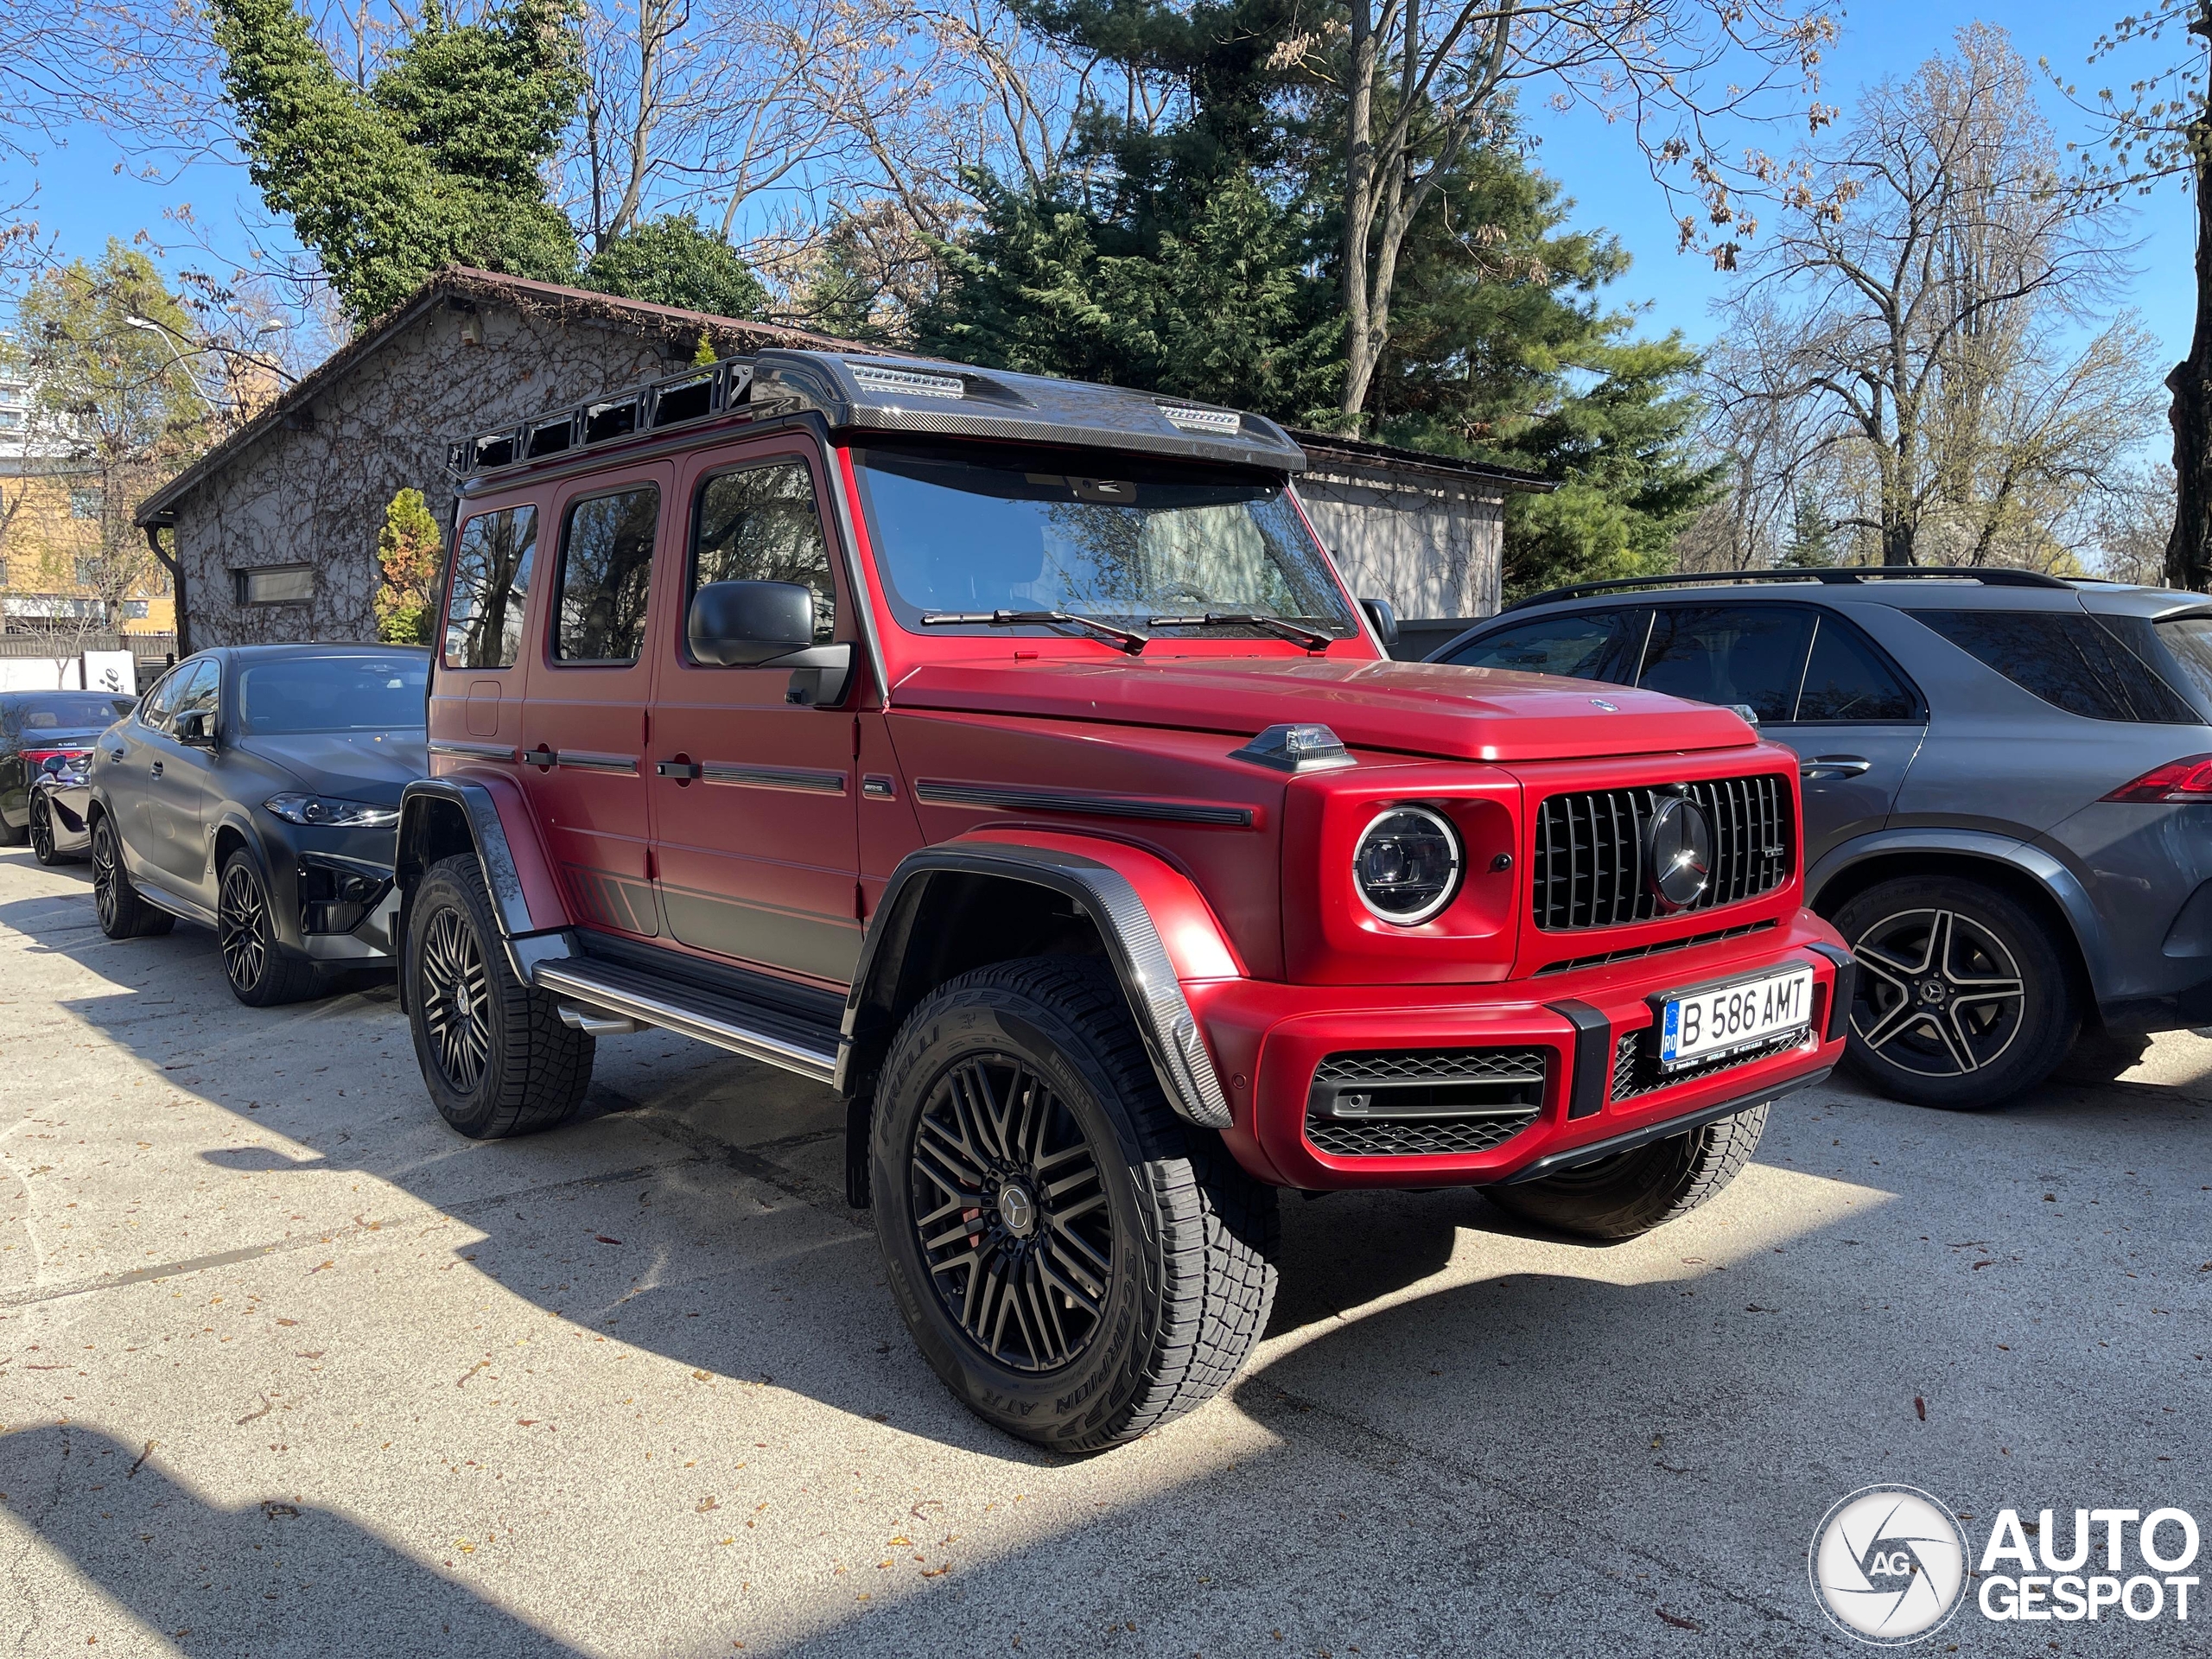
[921,609,1149,655]
[1147,611,1336,651]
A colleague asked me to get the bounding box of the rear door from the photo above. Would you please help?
[430,499,541,766]
[1765,607,1926,868]
[646,439,864,986]
[518,466,670,938]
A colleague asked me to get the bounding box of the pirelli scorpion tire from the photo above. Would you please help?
[1484,1103,1770,1242]
[405,854,594,1139]
[870,957,1279,1452]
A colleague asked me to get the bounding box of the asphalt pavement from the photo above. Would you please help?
[2,846,2207,1657]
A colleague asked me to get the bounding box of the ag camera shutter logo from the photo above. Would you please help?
[1809,1485,1969,1644]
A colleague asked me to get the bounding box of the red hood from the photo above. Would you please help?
[890,657,1755,763]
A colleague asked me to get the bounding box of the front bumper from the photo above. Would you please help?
[1189,908,1851,1191]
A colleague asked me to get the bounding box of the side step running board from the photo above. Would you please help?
[533,957,840,1085]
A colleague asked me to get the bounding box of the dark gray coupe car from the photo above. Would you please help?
[1431,568,2212,1109]
[89,645,429,1005]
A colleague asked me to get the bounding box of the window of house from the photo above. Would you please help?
[233,564,315,606]
[69,489,103,519]
[444,505,537,670]
[690,461,835,647]
[73,556,102,588]
[554,486,658,663]
[122,599,149,620]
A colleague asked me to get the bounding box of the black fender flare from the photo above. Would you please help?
[395,778,575,996]
[837,842,1236,1132]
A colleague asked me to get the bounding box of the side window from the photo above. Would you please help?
[1916,609,2198,724]
[444,505,537,670]
[138,663,193,731]
[1637,606,1815,724]
[1790,616,1921,722]
[690,461,836,646]
[1441,610,1641,682]
[554,486,659,664]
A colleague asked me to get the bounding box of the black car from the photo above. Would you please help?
[1430,567,2212,1109]
[89,644,429,1005]
[0,690,139,842]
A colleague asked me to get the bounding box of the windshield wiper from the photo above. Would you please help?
[1146,612,1336,651]
[920,609,1149,655]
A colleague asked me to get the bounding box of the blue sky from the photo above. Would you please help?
[9,1,2197,365]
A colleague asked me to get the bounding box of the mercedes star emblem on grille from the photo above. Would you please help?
[1644,794,1713,911]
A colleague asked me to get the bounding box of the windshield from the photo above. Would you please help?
[237,655,428,735]
[849,442,1357,641]
[14,694,136,731]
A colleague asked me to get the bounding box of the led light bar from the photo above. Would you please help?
[850,362,967,399]
[1158,403,1241,433]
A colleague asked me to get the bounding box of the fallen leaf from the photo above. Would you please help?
[1915,1396,1927,1421]
[594,1236,623,1245]
[1656,1608,1701,1632]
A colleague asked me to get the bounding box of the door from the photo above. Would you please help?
[430,500,541,765]
[136,658,221,893]
[647,443,863,986]
[518,467,668,938]
[1765,610,1925,868]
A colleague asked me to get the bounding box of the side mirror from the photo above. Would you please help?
[175,709,217,747]
[1727,702,1761,728]
[688,580,817,667]
[1360,597,1400,648]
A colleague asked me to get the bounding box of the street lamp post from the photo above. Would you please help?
[122,315,222,416]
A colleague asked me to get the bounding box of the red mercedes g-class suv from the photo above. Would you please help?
[399,350,1852,1450]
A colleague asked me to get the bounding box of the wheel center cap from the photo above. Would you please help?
[1919,978,1947,1005]
[996,1179,1038,1239]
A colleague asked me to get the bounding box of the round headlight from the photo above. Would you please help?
[1353,806,1462,925]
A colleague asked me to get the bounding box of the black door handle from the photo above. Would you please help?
[654,760,702,780]
[149,760,163,778]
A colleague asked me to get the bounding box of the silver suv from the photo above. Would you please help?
[1432,568,2212,1109]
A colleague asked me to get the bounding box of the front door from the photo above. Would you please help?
[137,657,220,894]
[518,466,669,939]
[647,442,863,987]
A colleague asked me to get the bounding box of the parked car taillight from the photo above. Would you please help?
[2103,754,2212,802]
[19,747,88,766]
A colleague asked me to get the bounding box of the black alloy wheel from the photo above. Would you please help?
[403,854,593,1139]
[908,1052,1113,1373]
[1832,875,2076,1110]
[29,794,60,865]
[418,904,492,1095]
[218,850,320,1006]
[870,957,1279,1452]
[91,814,173,940]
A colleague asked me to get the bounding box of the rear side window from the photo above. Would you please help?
[690,461,836,645]
[555,486,659,663]
[1637,606,1815,724]
[1792,617,1920,722]
[1441,611,1641,681]
[1917,610,2198,724]
[2152,614,2212,716]
[444,505,537,670]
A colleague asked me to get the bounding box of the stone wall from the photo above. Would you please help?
[1296,463,1503,624]
[173,298,694,647]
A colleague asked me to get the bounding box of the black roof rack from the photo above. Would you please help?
[1502,565,2075,613]
[446,348,1311,487]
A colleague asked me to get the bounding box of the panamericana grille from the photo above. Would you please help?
[1306,1046,1546,1159]
[1609,1024,1808,1102]
[1533,774,1791,931]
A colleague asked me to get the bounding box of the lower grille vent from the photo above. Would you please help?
[1306,1046,1548,1159]
[1609,1025,1807,1102]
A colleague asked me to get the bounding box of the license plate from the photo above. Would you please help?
[1658,964,1815,1068]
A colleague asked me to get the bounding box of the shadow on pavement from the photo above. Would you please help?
[0,1426,577,1656]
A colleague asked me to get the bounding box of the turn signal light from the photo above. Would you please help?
[2103,753,2212,802]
